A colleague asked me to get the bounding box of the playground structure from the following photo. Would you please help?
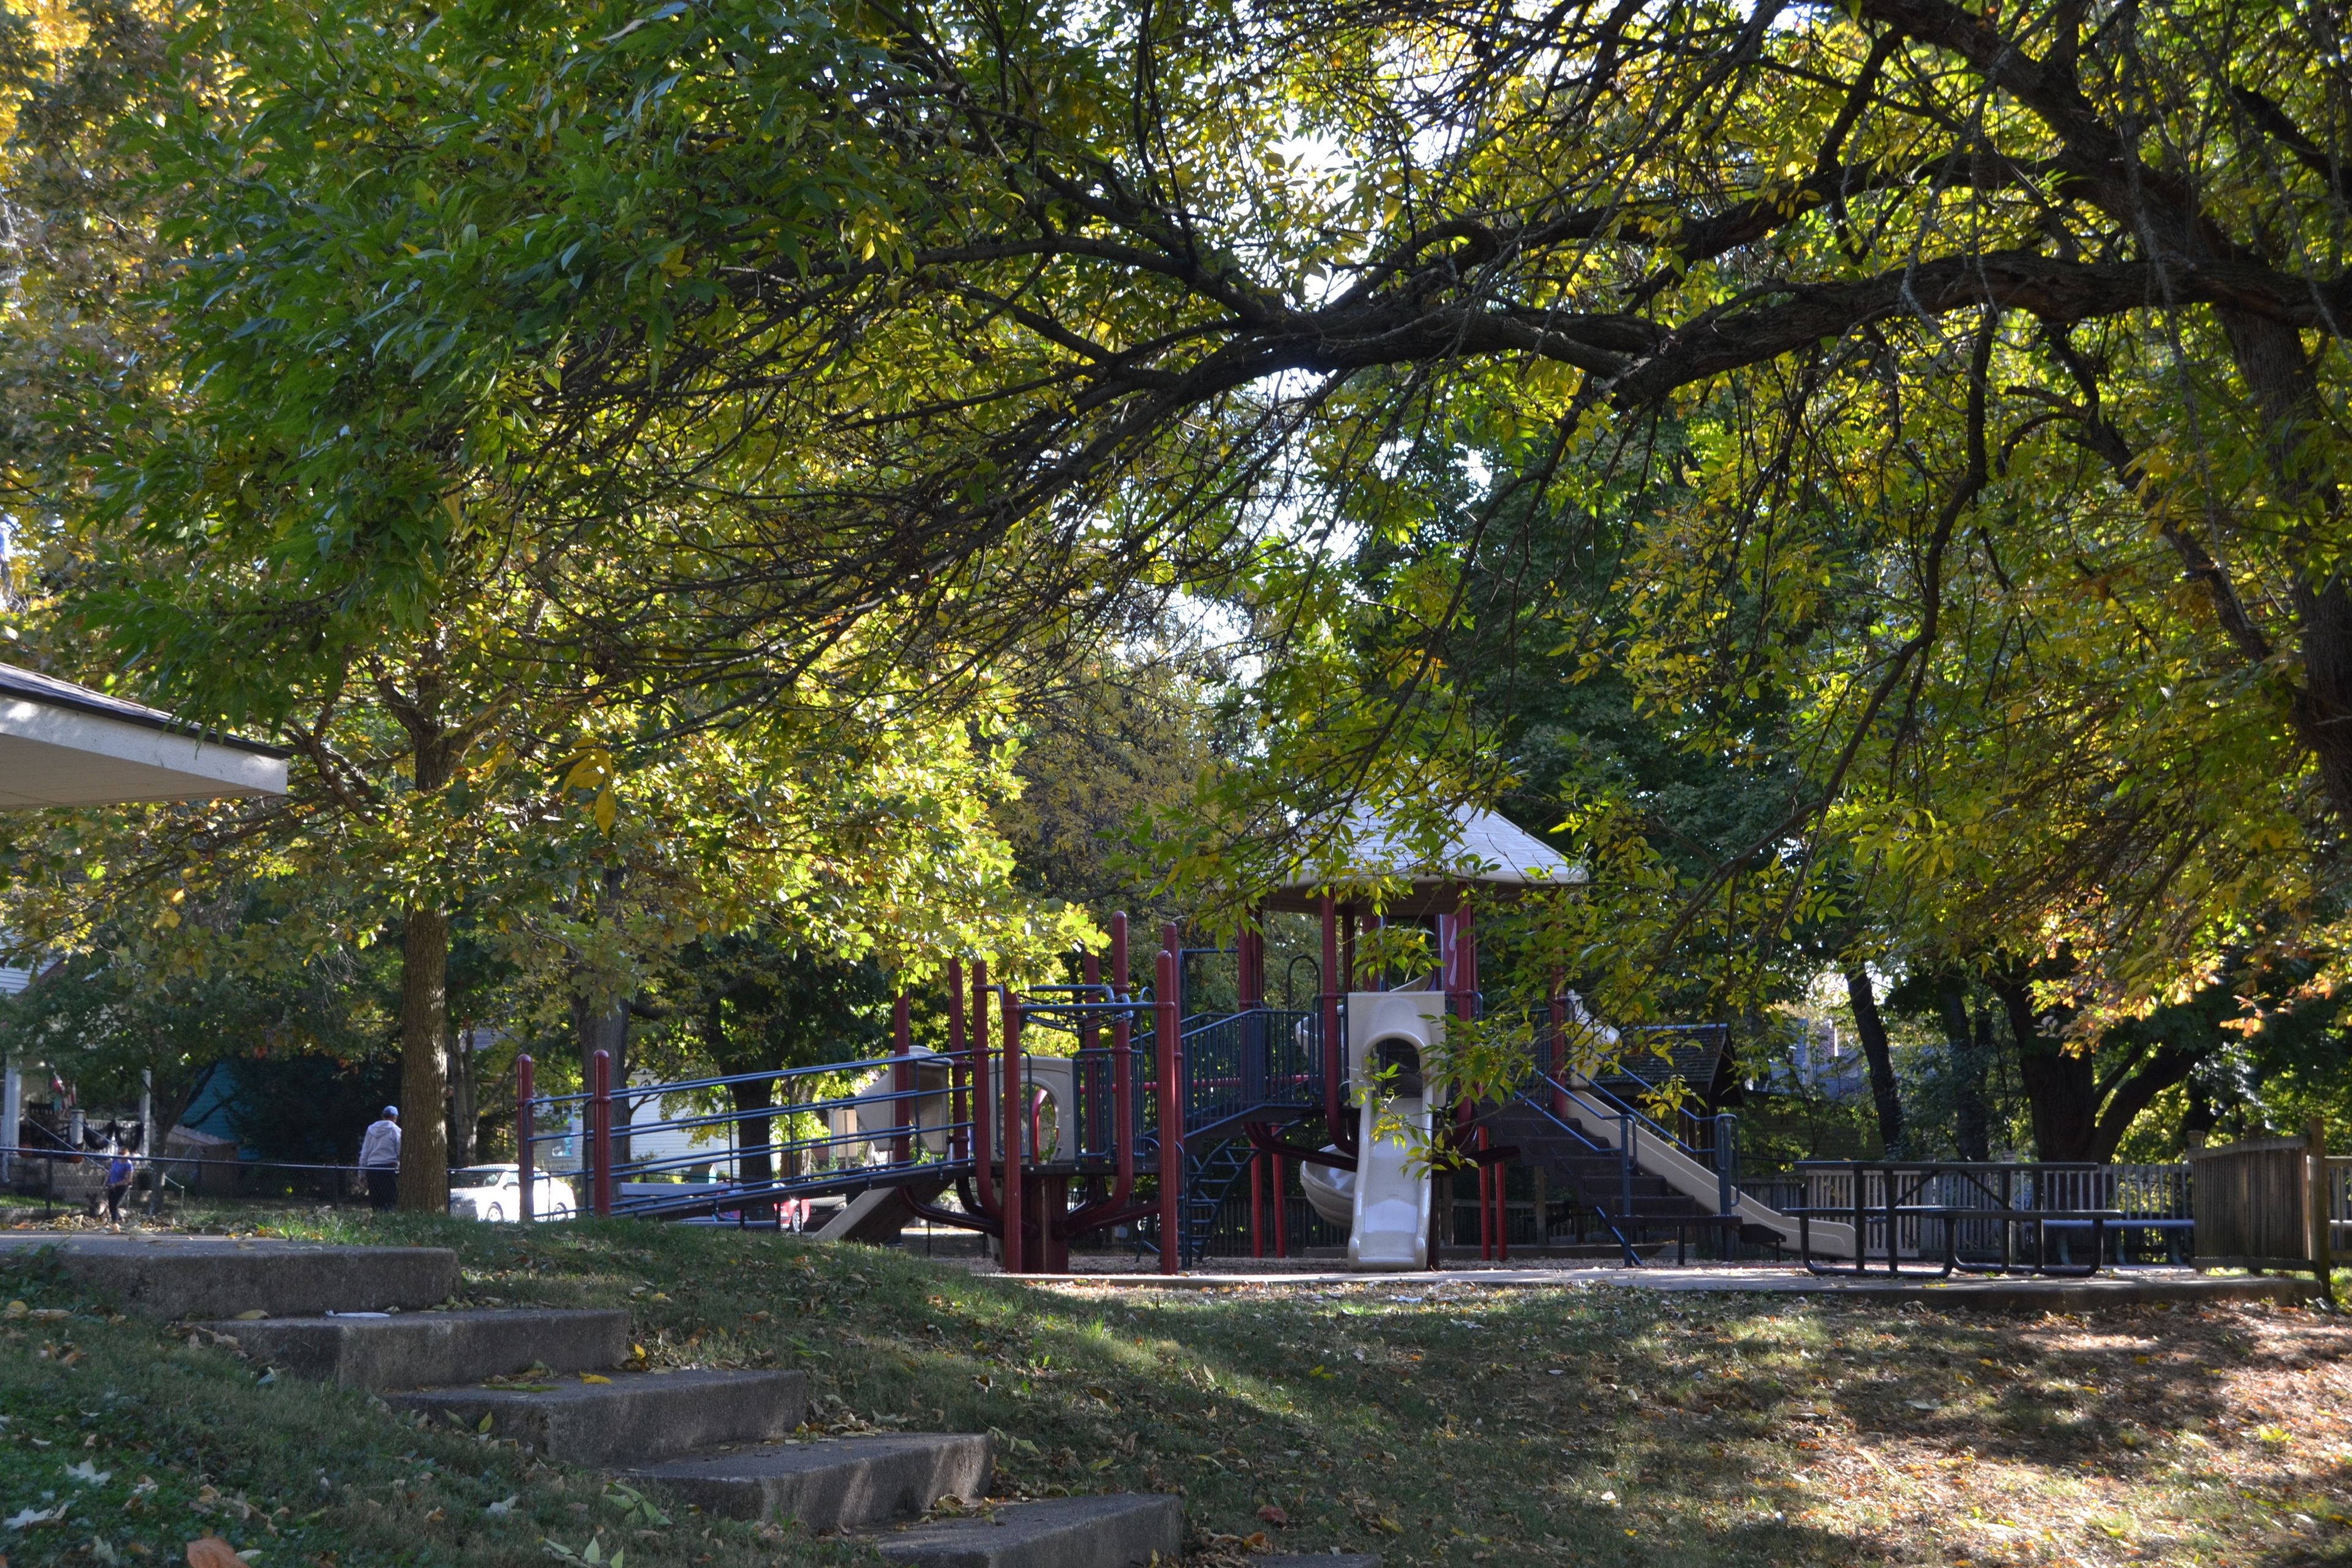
[513,808,1855,1272]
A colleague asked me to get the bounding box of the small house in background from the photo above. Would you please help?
[1736,1012,1883,1163]
[1767,1016,1872,1102]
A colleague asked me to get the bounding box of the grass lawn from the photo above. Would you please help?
[4,1204,2350,1568]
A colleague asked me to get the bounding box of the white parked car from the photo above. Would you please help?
[447,1164,576,1222]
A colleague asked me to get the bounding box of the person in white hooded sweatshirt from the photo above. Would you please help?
[359,1106,401,1211]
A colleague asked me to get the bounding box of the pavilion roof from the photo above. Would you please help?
[0,661,288,809]
[1265,802,1583,913]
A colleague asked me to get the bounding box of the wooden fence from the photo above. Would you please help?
[2190,1121,2336,1280]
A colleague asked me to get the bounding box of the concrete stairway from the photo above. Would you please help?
[9,1234,1185,1566]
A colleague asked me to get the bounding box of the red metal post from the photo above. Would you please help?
[892,993,913,1166]
[1156,946,1183,1275]
[516,1055,536,1224]
[1000,987,1025,1274]
[590,1048,612,1218]
[1250,1148,1265,1258]
[1445,906,1479,1019]
[1273,1150,1287,1257]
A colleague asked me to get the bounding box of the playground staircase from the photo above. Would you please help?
[1486,1102,1743,1262]
[1178,1139,1258,1265]
[18,1235,1188,1567]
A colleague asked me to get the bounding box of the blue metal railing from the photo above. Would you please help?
[1530,1067,1740,1189]
[1502,1087,1643,1264]
[1179,1008,1320,1141]
[510,994,1332,1234]
[520,1054,983,1221]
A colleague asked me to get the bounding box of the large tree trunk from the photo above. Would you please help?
[573,988,630,1166]
[1844,970,1905,1158]
[2215,309,2352,824]
[1992,976,2098,1161]
[725,1075,776,1209]
[391,655,459,1214]
[2291,578,2352,823]
[398,906,451,1211]
[1938,977,1991,1161]
[447,1023,477,1167]
[2086,1046,2199,1164]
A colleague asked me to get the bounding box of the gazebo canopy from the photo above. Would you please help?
[0,662,287,810]
[1265,802,1584,914]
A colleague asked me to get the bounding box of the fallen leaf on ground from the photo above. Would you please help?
[1255,1505,1288,1528]
[184,1538,241,1568]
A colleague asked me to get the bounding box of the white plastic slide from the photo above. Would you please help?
[1299,1152,1352,1226]
[1346,991,1448,1270]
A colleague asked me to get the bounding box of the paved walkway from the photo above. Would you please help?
[988,1260,2326,1307]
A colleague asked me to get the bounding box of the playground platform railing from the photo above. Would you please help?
[1177,1008,1321,1142]
[517,993,1174,1227]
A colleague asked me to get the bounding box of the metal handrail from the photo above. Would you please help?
[1531,1067,1732,1172]
[1502,1088,1643,1264]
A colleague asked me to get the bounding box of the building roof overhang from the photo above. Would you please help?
[0,662,288,810]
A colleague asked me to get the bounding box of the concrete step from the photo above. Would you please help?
[0,1235,458,1318]
[864,1493,1184,1568]
[386,1368,806,1466]
[630,1433,989,1529]
[203,1308,630,1387]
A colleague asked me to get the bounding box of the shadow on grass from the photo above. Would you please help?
[15,1206,2349,1568]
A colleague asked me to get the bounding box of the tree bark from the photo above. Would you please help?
[1939,976,1991,1161]
[701,992,778,1219]
[398,905,451,1210]
[447,1023,477,1167]
[1992,976,2097,1160]
[2086,1046,2199,1164]
[725,1075,775,1200]
[390,650,460,1214]
[572,988,630,1163]
[1844,970,1905,1158]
